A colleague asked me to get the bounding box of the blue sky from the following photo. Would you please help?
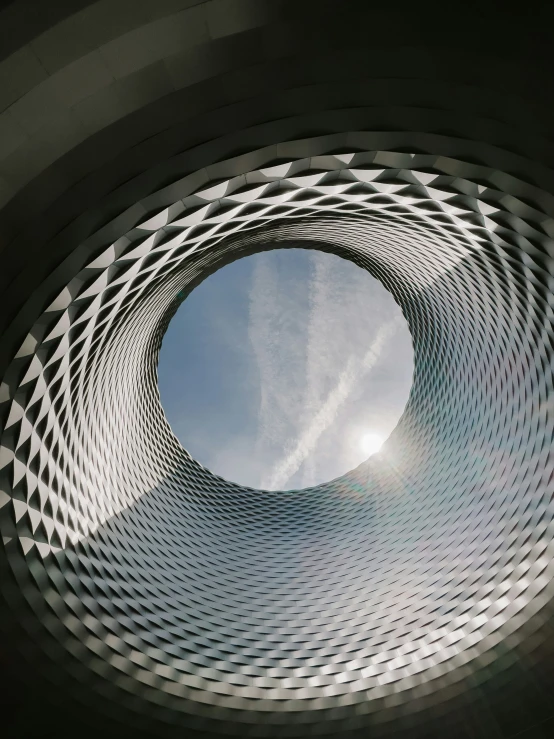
[158,248,414,490]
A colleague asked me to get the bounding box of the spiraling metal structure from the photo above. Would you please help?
[0,3,553,738]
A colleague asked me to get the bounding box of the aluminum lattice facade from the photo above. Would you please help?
[1,3,554,738]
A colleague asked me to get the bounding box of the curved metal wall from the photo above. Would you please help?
[1,3,554,738]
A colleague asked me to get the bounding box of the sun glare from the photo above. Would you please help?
[359,432,385,457]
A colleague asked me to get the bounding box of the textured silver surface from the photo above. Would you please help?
[1,3,554,737]
[2,144,554,737]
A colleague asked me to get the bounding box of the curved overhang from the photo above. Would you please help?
[1,3,554,738]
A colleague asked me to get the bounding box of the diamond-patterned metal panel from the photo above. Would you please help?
[1,144,553,736]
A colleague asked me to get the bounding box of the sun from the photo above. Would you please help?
[359,431,385,456]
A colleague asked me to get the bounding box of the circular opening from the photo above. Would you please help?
[158,248,414,490]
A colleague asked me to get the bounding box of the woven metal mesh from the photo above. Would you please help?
[1,145,553,736]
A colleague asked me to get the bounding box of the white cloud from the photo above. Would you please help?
[248,253,308,453]
[300,252,335,486]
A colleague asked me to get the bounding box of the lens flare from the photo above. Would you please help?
[359,432,385,456]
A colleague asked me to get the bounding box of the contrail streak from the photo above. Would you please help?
[262,316,403,490]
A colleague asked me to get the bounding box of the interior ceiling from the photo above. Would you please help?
[1,3,554,738]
